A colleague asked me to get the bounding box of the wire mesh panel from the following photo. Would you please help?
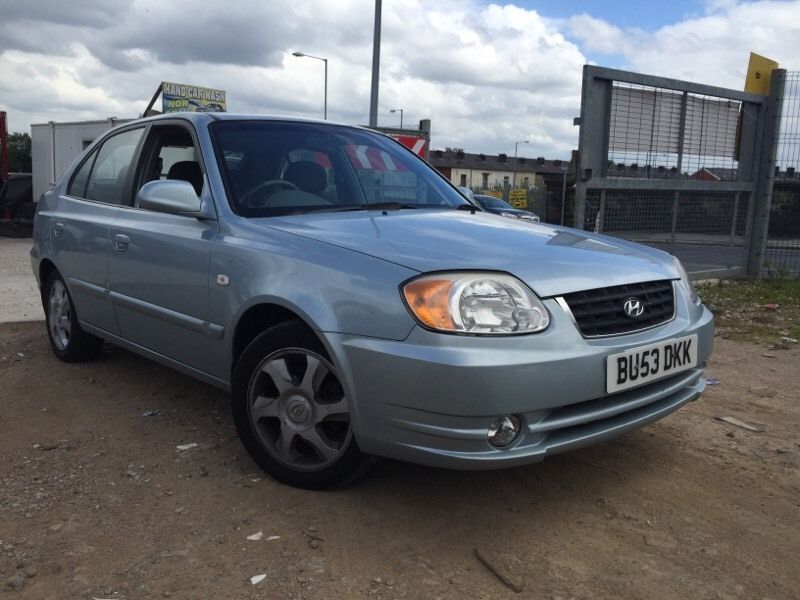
[608,82,741,180]
[584,188,750,274]
[768,72,800,277]
[525,187,547,220]
[682,93,740,180]
[585,189,748,237]
[586,190,674,234]
[608,84,683,174]
[677,191,744,237]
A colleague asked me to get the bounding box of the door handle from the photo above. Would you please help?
[53,222,65,238]
[112,233,130,252]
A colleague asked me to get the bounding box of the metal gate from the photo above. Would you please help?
[573,66,785,278]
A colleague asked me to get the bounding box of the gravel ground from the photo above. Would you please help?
[0,238,42,323]
[0,321,798,599]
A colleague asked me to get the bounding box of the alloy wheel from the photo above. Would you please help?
[246,349,351,472]
[48,279,72,351]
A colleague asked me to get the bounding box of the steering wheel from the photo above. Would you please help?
[240,179,300,208]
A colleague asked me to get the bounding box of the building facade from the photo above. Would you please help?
[428,149,540,190]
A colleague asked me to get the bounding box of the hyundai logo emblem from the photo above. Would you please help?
[623,297,645,318]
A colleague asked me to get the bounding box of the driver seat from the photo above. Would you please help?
[284,161,327,195]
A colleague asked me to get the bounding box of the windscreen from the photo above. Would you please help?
[476,196,512,210]
[210,121,469,217]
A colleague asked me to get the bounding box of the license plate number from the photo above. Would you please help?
[606,334,698,393]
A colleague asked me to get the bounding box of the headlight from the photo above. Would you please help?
[674,258,699,304]
[499,211,519,219]
[402,272,550,335]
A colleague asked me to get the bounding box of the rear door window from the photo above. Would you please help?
[67,150,98,198]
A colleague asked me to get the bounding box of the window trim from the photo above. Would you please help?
[67,147,99,199]
[125,118,208,212]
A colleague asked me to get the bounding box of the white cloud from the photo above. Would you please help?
[570,1,800,88]
[1,1,799,158]
[568,14,632,55]
[0,0,585,157]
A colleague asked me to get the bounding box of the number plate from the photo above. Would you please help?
[606,334,698,393]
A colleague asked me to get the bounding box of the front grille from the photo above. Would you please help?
[561,279,675,337]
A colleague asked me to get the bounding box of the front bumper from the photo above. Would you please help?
[325,288,714,470]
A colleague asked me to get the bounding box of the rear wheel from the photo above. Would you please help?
[43,271,103,362]
[231,321,365,489]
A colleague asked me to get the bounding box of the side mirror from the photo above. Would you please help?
[136,179,203,216]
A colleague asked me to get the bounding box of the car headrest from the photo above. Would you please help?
[167,161,203,195]
[284,161,327,195]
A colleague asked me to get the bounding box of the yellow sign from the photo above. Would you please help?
[744,53,778,95]
[509,189,527,209]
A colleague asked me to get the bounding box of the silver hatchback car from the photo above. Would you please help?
[32,114,714,488]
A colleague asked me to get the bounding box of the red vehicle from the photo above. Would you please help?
[0,111,34,232]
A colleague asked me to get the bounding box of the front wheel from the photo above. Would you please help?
[231,321,365,489]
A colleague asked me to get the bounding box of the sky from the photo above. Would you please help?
[1,0,799,158]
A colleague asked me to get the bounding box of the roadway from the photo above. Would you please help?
[647,241,800,277]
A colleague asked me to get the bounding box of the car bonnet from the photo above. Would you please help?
[257,210,678,297]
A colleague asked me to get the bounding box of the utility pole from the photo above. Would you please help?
[513,140,528,188]
[368,0,382,127]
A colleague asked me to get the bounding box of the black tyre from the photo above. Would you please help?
[43,271,103,362]
[231,321,365,489]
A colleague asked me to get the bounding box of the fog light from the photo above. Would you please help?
[487,415,521,448]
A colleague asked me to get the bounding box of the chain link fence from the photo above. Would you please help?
[584,189,749,241]
[767,72,800,277]
[583,189,751,275]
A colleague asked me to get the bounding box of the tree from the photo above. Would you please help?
[7,132,32,173]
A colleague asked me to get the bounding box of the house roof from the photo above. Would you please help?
[605,163,687,179]
[428,149,572,174]
[689,167,738,181]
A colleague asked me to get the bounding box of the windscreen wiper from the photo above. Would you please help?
[311,202,419,213]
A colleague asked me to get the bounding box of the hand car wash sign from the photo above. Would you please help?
[162,82,227,113]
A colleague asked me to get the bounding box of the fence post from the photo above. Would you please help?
[746,69,786,278]
[595,190,607,233]
[729,192,740,246]
[574,180,586,230]
[669,191,679,245]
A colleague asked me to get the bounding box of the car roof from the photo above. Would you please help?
[130,112,363,130]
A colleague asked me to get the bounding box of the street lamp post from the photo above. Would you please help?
[292,51,328,120]
[369,0,382,127]
[512,140,529,188]
[389,108,404,128]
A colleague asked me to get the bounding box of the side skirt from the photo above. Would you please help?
[81,321,231,393]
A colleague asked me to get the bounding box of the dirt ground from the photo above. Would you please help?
[0,239,42,323]
[0,321,798,600]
